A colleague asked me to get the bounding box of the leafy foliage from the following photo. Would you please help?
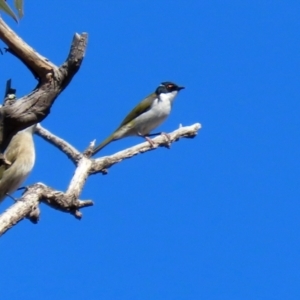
[0,0,23,22]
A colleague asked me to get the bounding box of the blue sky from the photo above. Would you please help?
[1,1,300,299]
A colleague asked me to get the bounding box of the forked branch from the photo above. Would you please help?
[0,123,202,236]
[0,17,88,150]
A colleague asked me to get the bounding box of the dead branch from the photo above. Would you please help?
[0,183,93,235]
[0,123,201,236]
[90,123,202,174]
[0,18,55,79]
[35,124,81,164]
[0,17,88,150]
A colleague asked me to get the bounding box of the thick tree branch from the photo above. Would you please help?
[0,18,55,79]
[0,17,88,150]
[0,191,40,234]
[0,183,93,236]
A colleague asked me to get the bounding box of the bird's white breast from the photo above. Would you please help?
[133,90,178,135]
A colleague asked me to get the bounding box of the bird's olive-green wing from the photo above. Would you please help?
[117,92,157,129]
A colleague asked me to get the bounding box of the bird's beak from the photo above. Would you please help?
[177,86,185,91]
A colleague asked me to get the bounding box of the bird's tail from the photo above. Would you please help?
[93,135,115,156]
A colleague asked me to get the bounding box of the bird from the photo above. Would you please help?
[93,81,184,155]
[0,124,36,204]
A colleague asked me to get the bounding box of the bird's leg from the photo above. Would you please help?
[144,136,156,147]
[7,186,28,203]
[6,193,18,202]
[147,132,171,147]
[17,186,27,191]
[161,132,171,143]
[137,132,155,147]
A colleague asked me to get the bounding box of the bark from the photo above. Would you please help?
[0,17,87,150]
[0,123,201,236]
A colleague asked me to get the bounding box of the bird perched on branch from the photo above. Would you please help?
[0,124,36,204]
[93,81,184,155]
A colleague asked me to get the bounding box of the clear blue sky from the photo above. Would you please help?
[1,1,300,299]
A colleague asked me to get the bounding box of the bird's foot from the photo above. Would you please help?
[17,186,27,192]
[5,193,18,203]
[144,136,156,148]
[160,132,171,148]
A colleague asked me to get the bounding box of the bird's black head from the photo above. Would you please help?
[155,82,185,95]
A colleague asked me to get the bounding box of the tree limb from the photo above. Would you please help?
[0,183,93,236]
[0,18,55,79]
[0,123,201,236]
[90,123,202,174]
[0,17,88,150]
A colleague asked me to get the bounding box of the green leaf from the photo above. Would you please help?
[14,0,23,19]
[0,0,18,22]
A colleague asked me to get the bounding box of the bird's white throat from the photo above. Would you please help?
[158,90,178,104]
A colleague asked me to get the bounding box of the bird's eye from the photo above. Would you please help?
[168,84,174,88]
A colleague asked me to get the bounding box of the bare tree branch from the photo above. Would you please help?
[65,157,93,198]
[0,17,88,150]
[0,122,201,236]
[0,183,93,236]
[0,18,55,78]
[35,124,81,164]
[90,123,201,174]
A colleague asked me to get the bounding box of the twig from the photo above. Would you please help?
[36,124,82,164]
